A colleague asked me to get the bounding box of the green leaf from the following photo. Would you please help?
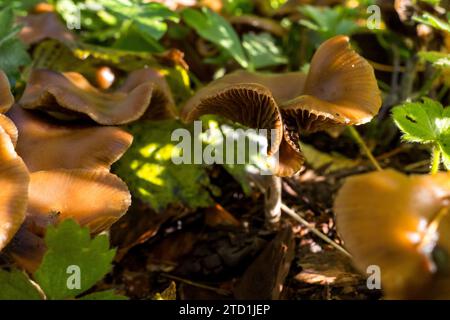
[79,290,128,300]
[413,13,450,33]
[182,8,248,68]
[392,98,445,143]
[242,32,287,69]
[0,6,31,80]
[34,220,116,300]
[419,51,450,69]
[114,120,217,211]
[0,269,42,300]
[298,5,359,41]
[392,98,450,170]
[100,0,179,41]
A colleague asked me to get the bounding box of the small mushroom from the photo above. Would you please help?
[19,68,176,125]
[7,106,133,172]
[182,81,284,157]
[280,36,382,133]
[334,169,450,299]
[18,12,76,46]
[0,70,14,114]
[181,35,381,177]
[95,66,116,90]
[0,126,29,251]
[26,169,132,235]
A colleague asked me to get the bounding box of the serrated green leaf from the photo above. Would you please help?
[182,8,248,68]
[242,32,287,69]
[392,98,444,143]
[0,269,42,300]
[392,98,450,170]
[79,290,128,300]
[34,220,116,300]
[114,120,216,211]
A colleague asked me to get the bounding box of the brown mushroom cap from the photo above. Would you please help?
[0,114,18,147]
[118,68,177,120]
[18,12,76,46]
[19,68,175,125]
[281,35,382,132]
[335,169,450,299]
[27,169,132,235]
[181,73,293,157]
[0,126,29,251]
[5,227,46,273]
[0,70,14,114]
[7,106,133,172]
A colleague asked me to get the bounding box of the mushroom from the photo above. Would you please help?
[0,114,18,147]
[18,12,76,46]
[334,169,450,299]
[19,68,176,125]
[5,169,132,272]
[0,70,14,114]
[0,126,29,251]
[26,169,132,235]
[7,106,133,172]
[181,35,381,177]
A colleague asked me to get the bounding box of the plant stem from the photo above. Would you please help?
[430,146,441,175]
[347,126,382,171]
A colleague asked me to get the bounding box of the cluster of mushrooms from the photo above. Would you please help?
[3,5,450,300]
[0,65,176,272]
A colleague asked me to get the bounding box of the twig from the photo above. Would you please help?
[280,203,352,258]
[160,274,231,296]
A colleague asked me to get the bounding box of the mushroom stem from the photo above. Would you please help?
[347,126,382,171]
[263,175,282,227]
[246,173,282,227]
[430,145,441,175]
[280,203,351,257]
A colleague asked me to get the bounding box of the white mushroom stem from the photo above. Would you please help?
[247,173,282,227]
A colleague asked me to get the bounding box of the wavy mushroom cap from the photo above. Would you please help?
[18,12,76,46]
[0,114,18,147]
[7,106,133,172]
[181,70,308,175]
[335,169,450,299]
[0,71,14,114]
[281,35,382,132]
[0,127,29,251]
[19,69,175,125]
[118,68,177,120]
[27,169,132,235]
